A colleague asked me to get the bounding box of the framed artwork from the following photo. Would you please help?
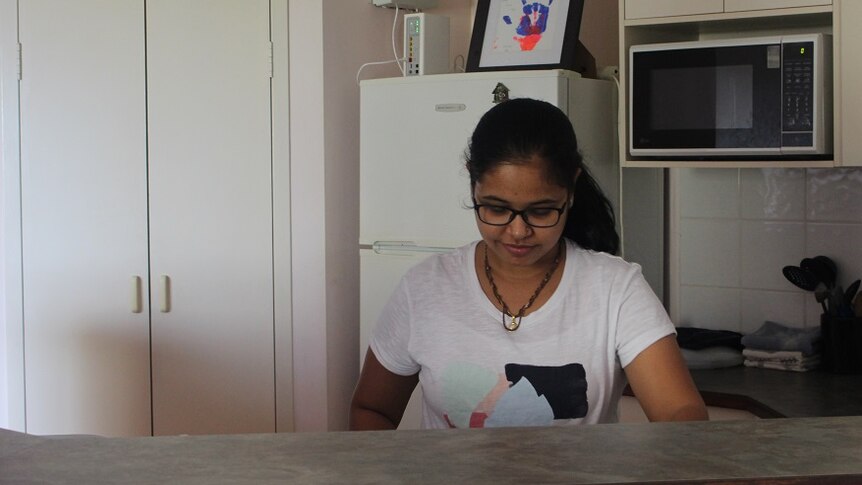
[466,0,586,73]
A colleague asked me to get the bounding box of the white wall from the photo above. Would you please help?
[287,0,327,432]
[580,0,619,70]
[0,0,24,431]
[670,167,862,333]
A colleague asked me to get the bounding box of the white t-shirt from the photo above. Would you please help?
[370,238,675,429]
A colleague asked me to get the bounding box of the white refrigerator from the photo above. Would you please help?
[359,70,617,429]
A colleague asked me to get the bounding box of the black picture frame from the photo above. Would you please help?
[466,0,585,73]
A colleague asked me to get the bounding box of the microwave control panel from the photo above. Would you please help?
[782,41,814,146]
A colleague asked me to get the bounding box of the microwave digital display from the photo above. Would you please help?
[629,34,831,159]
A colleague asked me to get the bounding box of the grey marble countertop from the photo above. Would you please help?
[3,416,862,484]
[690,367,862,418]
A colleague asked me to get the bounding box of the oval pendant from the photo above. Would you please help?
[504,316,520,332]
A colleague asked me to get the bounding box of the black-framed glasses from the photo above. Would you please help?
[472,200,567,228]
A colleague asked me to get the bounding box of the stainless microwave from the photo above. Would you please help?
[629,34,832,159]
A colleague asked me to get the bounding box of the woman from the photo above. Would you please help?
[350,98,707,430]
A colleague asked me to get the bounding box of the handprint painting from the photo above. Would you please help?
[491,0,566,54]
[466,0,582,71]
[504,0,554,51]
[471,0,577,70]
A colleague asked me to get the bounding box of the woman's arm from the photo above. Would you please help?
[349,348,419,430]
[623,335,709,421]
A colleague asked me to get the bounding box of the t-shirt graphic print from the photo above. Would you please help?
[440,362,588,428]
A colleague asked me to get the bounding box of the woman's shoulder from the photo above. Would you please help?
[403,241,477,282]
[566,239,642,277]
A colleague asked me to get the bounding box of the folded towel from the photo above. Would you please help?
[741,321,821,355]
[742,348,820,362]
[676,327,744,351]
[743,356,820,369]
[681,347,744,369]
[744,359,820,372]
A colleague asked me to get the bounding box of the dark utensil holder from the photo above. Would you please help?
[821,314,862,374]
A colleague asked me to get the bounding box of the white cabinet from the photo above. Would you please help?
[20,0,151,437]
[18,0,278,437]
[624,0,832,19]
[619,0,861,168]
[725,0,832,13]
[624,0,723,20]
[836,0,862,165]
[146,0,275,436]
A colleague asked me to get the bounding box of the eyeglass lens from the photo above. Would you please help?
[476,205,562,227]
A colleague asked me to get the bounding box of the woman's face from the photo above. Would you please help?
[473,158,570,272]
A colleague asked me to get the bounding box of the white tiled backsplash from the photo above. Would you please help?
[672,168,862,334]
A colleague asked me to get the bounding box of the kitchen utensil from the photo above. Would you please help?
[816,255,838,285]
[845,279,861,307]
[783,265,819,291]
[801,256,837,289]
[815,282,830,314]
[828,284,855,317]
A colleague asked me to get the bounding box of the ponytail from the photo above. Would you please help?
[564,166,619,255]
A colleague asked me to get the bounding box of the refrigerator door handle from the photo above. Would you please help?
[364,241,453,255]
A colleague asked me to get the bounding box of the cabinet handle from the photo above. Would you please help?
[160,275,171,313]
[131,276,142,313]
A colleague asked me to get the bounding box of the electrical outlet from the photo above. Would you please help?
[598,65,620,81]
[372,0,439,10]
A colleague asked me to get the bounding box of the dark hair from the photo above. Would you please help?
[465,98,619,255]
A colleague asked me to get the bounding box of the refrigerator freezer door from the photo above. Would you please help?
[359,71,569,248]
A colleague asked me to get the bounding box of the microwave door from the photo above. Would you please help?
[631,42,782,157]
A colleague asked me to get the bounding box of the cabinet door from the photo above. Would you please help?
[19,0,151,436]
[724,0,831,12]
[838,0,862,166]
[146,0,275,435]
[624,0,723,19]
